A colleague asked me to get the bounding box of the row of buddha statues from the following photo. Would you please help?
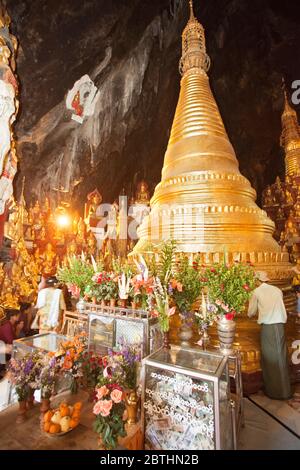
[263,175,300,261]
[0,181,151,307]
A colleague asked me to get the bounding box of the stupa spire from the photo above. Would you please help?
[281,82,300,176]
[133,2,290,276]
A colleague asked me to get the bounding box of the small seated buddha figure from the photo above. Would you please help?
[86,231,97,258]
[285,189,294,206]
[263,186,275,207]
[135,180,150,206]
[41,242,58,277]
[76,217,86,246]
[276,206,285,220]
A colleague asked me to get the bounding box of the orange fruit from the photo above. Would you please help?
[49,423,61,434]
[69,418,79,429]
[72,410,81,419]
[73,402,82,411]
[44,410,53,423]
[44,422,51,433]
[60,407,70,417]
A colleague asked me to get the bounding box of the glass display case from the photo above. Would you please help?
[142,345,234,450]
[86,304,162,357]
[12,333,67,359]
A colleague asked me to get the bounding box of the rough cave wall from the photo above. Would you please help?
[6,0,300,210]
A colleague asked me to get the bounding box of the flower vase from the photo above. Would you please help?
[26,389,35,410]
[40,397,50,414]
[217,317,236,356]
[100,299,106,307]
[179,324,193,346]
[119,299,127,308]
[110,299,116,308]
[16,400,27,424]
[131,301,137,310]
[163,331,170,349]
[76,297,86,314]
[125,389,139,425]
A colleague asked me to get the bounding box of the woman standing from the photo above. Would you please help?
[34,277,66,334]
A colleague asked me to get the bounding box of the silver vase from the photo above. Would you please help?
[217,317,236,356]
[179,325,193,346]
[76,297,86,314]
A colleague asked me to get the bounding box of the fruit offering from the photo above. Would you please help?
[43,401,82,435]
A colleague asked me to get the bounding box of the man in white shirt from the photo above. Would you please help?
[248,271,292,400]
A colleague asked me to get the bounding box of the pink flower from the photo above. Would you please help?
[96,385,109,400]
[243,284,250,291]
[93,399,113,417]
[151,310,159,318]
[111,389,123,403]
[68,284,80,298]
[176,282,183,292]
[216,300,222,306]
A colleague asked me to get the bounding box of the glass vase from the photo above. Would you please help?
[16,400,27,424]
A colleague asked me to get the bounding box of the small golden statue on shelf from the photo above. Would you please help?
[76,217,86,245]
[86,231,97,257]
[262,186,275,207]
[135,180,150,205]
[284,189,294,206]
[276,206,285,220]
[41,242,58,276]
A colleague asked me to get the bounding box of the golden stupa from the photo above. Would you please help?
[281,87,300,177]
[133,1,291,286]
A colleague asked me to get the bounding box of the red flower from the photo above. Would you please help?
[243,284,250,291]
[210,268,216,273]
[225,313,235,321]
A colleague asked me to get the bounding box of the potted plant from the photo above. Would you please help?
[118,273,131,308]
[81,351,104,401]
[153,277,176,348]
[201,261,256,354]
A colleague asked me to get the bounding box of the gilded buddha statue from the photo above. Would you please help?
[86,231,97,257]
[41,242,57,276]
[263,186,276,207]
[135,180,150,206]
[76,217,86,245]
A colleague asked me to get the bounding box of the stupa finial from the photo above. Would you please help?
[189,0,195,19]
[179,0,210,75]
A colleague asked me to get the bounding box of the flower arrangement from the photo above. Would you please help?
[111,338,142,390]
[81,351,104,394]
[55,332,87,393]
[7,351,41,401]
[93,357,127,449]
[57,256,95,298]
[153,277,176,333]
[35,354,58,399]
[170,255,202,325]
[200,261,256,320]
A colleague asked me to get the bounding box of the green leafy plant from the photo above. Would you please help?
[171,255,202,313]
[154,240,177,286]
[57,256,95,297]
[201,262,256,319]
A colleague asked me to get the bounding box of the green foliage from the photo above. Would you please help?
[172,255,202,312]
[201,262,256,315]
[93,402,126,449]
[154,240,177,286]
[57,256,94,297]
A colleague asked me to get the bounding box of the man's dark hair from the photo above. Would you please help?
[5,309,20,320]
[19,302,31,312]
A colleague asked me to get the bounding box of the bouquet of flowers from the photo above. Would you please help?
[152,277,176,333]
[57,256,95,298]
[170,255,202,326]
[111,338,142,390]
[81,351,104,394]
[7,351,42,401]
[35,354,58,399]
[200,261,256,320]
[55,332,87,393]
[93,357,127,449]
